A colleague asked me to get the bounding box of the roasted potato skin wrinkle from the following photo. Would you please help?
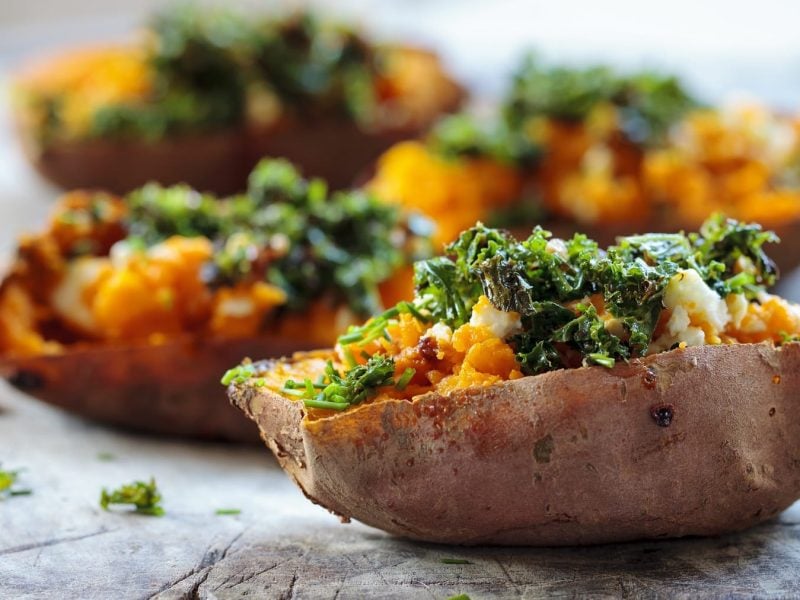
[231,342,800,545]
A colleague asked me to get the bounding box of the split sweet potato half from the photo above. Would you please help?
[230,342,800,544]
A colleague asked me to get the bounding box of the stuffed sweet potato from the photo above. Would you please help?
[228,217,800,544]
[0,159,430,440]
[12,9,463,194]
[369,57,800,273]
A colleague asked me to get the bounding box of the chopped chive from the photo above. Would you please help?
[215,508,241,515]
[97,452,116,462]
[337,330,364,344]
[587,353,615,368]
[441,558,471,564]
[398,301,430,322]
[395,368,416,391]
[221,363,259,386]
[360,327,388,345]
[342,346,357,369]
[281,387,306,397]
[303,399,350,411]
[9,489,32,496]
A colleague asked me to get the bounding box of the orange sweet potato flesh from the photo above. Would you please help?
[229,342,800,545]
[0,335,318,442]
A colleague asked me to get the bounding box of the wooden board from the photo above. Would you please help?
[1,384,800,599]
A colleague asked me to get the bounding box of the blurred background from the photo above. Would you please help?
[4,0,800,253]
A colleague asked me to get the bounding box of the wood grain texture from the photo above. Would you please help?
[1,383,799,599]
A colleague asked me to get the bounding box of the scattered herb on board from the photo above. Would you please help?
[215,508,242,516]
[441,558,472,564]
[0,465,32,498]
[447,595,472,600]
[100,477,165,516]
[96,452,116,462]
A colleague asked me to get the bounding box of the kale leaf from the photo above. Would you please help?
[427,112,541,166]
[406,216,779,375]
[123,159,426,318]
[100,477,164,516]
[503,55,699,146]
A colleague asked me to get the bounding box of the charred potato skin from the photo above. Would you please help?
[231,342,800,545]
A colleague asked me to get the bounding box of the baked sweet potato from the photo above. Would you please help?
[0,161,426,441]
[12,10,464,194]
[230,342,800,545]
[227,218,800,543]
[369,60,800,271]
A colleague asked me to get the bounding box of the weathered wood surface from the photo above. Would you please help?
[1,383,800,600]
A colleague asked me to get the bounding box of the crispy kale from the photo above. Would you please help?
[88,8,380,139]
[503,55,699,145]
[124,159,427,317]
[100,477,164,516]
[427,112,541,166]
[90,7,248,139]
[246,12,377,122]
[371,216,779,376]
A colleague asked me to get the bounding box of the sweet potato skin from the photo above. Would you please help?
[0,336,318,442]
[16,121,422,195]
[230,342,800,545]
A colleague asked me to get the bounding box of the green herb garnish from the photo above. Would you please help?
[221,362,265,386]
[284,354,404,410]
[428,112,540,166]
[337,301,429,346]
[261,215,781,404]
[215,508,242,515]
[504,55,699,146]
[0,465,30,499]
[59,8,384,141]
[100,477,165,516]
[334,215,779,379]
[126,159,428,317]
[441,558,472,564]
